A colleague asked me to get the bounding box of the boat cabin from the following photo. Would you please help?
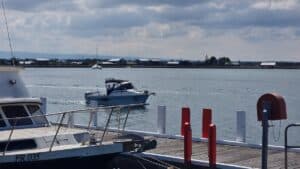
[105,78,135,95]
[0,98,48,130]
[0,67,90,155]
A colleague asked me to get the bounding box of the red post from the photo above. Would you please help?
[202,108,212,138]
[181,107,190,136]
[184,122,192,166]
[208,124,216,168]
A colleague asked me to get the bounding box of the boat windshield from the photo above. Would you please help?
[114,82,134,91]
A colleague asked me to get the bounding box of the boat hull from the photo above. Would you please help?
[0,154,116,169]
[85,94,150,106]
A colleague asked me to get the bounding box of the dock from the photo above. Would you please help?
[65,123,300,169]
[51,102,299,168]
[146,137,300,169]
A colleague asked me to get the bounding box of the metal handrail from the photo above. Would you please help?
[49,113,66,152]
[0,103,145,156]
[3,119,18,156]
[0,103,146,122]
[284,123,300,169]
[100,108,114,145]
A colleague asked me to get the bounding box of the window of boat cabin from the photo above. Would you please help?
[27,105,48,125]
[2,105,33,126]
[0,114,6,127]
[116,83,134,90]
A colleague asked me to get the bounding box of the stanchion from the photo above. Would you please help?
[157,105,166,134]
[181,107,190,136]
[202,108,212,138]
[184,122,192,167]
[236,111,246,142]
[208,124,216,168]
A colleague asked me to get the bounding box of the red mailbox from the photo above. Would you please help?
[257,93,287,121]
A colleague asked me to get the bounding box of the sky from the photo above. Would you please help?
[1,0,300,61]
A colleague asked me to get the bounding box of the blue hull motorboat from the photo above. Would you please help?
[85,78,154,106]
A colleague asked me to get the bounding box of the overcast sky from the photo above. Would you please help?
[1,0,300,61]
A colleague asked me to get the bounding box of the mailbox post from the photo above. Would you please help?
[257,93,287,169]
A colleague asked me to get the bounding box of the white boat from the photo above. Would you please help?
[85,78,154,106]
[0,67,155,169]
[91,63,102,69]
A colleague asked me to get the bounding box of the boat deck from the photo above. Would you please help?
[0,126,88,141]
[146,137,300,169]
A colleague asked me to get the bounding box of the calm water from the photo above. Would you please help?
[22,68,300,146]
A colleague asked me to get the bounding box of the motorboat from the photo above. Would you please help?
[91,63,102,70]
[0,67,156,169]
[85,78,154,106]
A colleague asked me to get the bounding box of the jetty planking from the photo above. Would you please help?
[146,137,300,169]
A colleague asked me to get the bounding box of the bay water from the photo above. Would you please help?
[22,68,300,146]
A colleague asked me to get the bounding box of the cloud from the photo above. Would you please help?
[1,0,300,61]
[3,0,79,12]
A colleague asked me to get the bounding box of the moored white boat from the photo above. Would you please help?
[0,67,156,169]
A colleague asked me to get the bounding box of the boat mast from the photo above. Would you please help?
[1,0,15,66]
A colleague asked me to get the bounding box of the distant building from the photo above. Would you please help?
[139,59,150,62]
[231,61,240,66]
[260,62,276,68]
[19,60,34,65]
[108,58,121,63]
[101,61,114,65]
[167,61,179,65]
[71,61,82,65]
[35,58,50,65]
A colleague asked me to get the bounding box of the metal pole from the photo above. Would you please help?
[40,97,47,114]
[90,101,98,127]
[122,107,130,131]
[50,113,66,152]
[236,111,246,142]
[261,106,270,169]
[157,105,166,134]
[68,112,74,128]
[100,108,114,145]
[285,125,289,169]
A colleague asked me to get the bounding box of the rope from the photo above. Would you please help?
[270,120,282,142]
[136,159,147,169]
[130,153,180,169]
[1,0,15,65]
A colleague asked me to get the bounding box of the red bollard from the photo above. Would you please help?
[208,124,216,168]
[184,122,192,166]
[181,107,190,136]
[202,108,212,138]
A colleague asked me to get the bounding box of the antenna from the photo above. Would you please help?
[96,46,98,58]
[1,0,15,66]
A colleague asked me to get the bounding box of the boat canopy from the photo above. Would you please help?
[105,78,128,84]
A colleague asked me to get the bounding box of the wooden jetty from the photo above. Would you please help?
[146,137,300,169]
[65,124,300,169]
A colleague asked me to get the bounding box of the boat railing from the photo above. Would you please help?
[285,123,300,169]
[1,103,145,156]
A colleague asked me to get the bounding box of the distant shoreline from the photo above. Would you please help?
[2,57,300,69]
[22,65,300,69]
